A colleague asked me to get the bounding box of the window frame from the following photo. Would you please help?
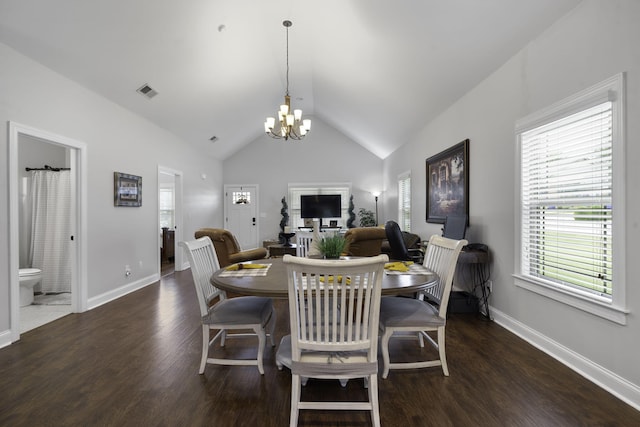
[514,73,628,325]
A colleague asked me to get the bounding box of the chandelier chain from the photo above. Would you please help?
[285,23,290,96]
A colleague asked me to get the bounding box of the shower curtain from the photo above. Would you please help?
[28,170,72,293]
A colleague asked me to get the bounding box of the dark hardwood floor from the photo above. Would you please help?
[1,269,638,426]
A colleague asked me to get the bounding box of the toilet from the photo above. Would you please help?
[19,268,42,307]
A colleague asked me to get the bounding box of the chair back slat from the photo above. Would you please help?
[179,237,226,317]
[421,235,468,317]
[296,231,313,257]
[284,254,388,358]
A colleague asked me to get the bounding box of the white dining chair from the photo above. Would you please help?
[180,236,276,375]
[295,230,313,257]
[379,234,467,378]
[276,254,388,427]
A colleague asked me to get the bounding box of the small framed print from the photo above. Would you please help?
[114,172,142,207]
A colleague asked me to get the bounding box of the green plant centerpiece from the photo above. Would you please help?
[358,208,376,227]
[318,234,346,259]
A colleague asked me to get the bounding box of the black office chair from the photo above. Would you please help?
[384,221,423,263]
[441,215,468,240]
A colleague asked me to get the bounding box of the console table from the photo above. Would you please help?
[457,244,491,319]
[268,243,297,257]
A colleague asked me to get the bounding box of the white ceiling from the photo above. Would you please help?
[0,0,582,160]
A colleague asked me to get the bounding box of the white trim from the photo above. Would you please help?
[87,273,159,310]
[158,166,185,271]
[492,306,640,411]
[514,275,628,325]
[0,330,12,350]
[8,121,88,343]
[514,73,626,323]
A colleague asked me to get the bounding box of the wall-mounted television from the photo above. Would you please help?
[300,195,341,222]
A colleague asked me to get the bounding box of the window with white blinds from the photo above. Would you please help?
[515,73,626,324]
[521,102,612,297]
[398,172,411,232]
[159,188,175,229]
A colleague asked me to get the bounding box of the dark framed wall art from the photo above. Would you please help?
[114,172,142,207]
[425,139,469,223]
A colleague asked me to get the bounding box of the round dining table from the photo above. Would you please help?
[210,257,438,298]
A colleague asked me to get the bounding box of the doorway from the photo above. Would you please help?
[224,185,259,250]
[8,122,88,341]
[158,166,184,274]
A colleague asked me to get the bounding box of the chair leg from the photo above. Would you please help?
[380,328,392,379]
[254,326,266,375]
[268,306,277,347]
[290,374,301,427]
[199,325,209,374]
[368,374,381,427]
[220,329,227,347]
[438,326,449,376]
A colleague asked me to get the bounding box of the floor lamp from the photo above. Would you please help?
[372,191,381,225]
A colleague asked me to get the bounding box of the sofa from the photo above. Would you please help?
[194,228,268,267]
[342,227,387,257]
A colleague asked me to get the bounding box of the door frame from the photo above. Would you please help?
[158,166,185,271]
[8,122,88,342]
[224,184,260,250]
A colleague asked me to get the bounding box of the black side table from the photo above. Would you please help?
[457,244,491,319]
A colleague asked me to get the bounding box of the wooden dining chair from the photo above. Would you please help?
[180,236,276,375]
[379,235,467,378]
[276,254,388,427]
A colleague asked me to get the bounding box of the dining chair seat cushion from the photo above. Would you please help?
[203,296,273,326]
[379,296,444,328]
[276,335,375,377]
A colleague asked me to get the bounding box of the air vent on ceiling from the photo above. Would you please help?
[136,83,158,99]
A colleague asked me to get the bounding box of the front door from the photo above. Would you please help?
[224,185,259,250]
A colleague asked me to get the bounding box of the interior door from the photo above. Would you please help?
[225,185,259,250]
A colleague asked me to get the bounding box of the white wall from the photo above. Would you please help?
[383,0,640,406]
[0,42,224,338]
[224,117,384,243]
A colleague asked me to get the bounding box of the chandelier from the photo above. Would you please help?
[264,20,311,141]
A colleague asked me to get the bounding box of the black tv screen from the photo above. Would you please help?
[300,194,341,219]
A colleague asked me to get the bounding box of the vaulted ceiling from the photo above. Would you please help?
[0,0,582,160]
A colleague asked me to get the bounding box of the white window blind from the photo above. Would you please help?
[398,173,411,232]
[159,188,175,229]
[520,102,613,298]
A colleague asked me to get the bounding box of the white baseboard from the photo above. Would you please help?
[491,306,640,411]
[0,329,12,349]
[87,273,159,310]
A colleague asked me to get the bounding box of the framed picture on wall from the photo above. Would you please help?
[114,172,142,207]
[425,139,469,223]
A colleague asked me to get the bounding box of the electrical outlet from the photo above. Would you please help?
[125,265,131,277]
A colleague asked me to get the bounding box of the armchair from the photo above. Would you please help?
[194,228,268,267]
[343,227,387,257]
